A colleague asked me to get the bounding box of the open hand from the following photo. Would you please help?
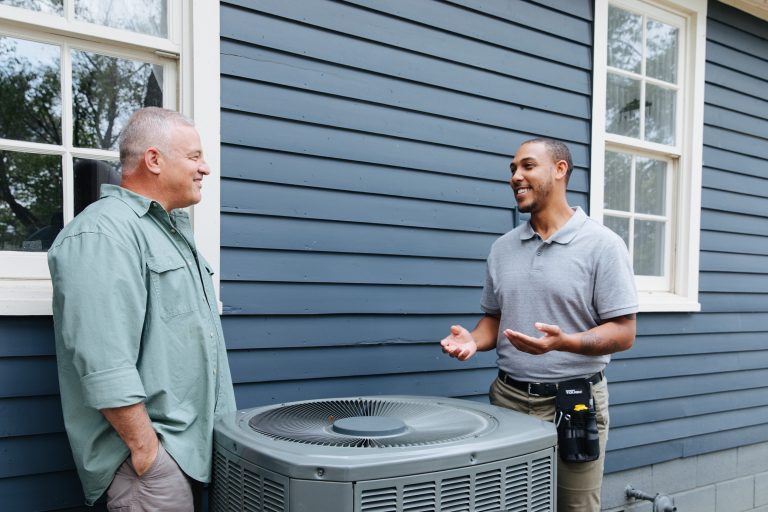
[503,322,572,355]
[440,325,478,361]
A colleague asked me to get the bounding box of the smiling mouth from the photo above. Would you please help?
[515,187,531,197]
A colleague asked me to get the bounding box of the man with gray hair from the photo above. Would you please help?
[49,107,236,510]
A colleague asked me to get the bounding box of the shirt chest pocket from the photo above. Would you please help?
[146,254,199,319]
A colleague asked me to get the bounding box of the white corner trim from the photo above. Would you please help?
[187,0,222,309]
[719,0,768,21]
[0,280,53,315]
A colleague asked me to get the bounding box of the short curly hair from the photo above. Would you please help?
[520,138,573,183]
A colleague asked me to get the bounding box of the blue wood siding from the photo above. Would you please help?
[218,0,593,413]
[604,0,768,473]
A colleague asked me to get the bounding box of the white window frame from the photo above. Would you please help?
[0,0,221,315]
[591,0,707,312]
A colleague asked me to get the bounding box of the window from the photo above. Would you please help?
[0,0,221,315]
[591,0,707,312]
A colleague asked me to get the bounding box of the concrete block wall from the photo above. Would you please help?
[602,441,768,512]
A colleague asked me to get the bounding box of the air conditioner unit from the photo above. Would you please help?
[212,396,557,512]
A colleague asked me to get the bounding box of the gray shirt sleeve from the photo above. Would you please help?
[593,235,639,320]
[480,255,501,316]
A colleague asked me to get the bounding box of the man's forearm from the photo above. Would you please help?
[471,315,501,351]
[568,314,636,356]
[101,402,157,457]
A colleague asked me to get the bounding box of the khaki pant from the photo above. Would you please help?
[107,442,197,512]
[489,376,609,512]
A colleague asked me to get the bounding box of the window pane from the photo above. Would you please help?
[72,50,163,150]
[646,19,679,84]
[645,84,676,145]
[604,151,631,211]
[635,158,667,215]
[608,6,642,74]
[634,220,665,276]
[0,36,61,145]
[73,159,121,216]
[604,216,630,248]
[0,0,62,15]
[606,73,641,138]
[0,151,62,251]
[75,0,168,38]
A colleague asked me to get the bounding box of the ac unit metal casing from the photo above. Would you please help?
[212,396,557,512]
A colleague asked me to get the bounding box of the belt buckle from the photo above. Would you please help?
[527,383,541,397]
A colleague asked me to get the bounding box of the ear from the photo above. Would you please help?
[144,147,162,176]
[554,159,569,181]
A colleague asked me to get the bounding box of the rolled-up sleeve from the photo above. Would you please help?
[49,231,148,410]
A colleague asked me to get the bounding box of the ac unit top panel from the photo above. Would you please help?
[214,396,557,482]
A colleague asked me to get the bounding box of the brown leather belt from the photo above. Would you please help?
[497,370,604,397]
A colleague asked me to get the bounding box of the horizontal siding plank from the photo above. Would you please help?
[221,71,591,149]
[707,19,768,63]
[701,187,768,218]
[705,62,767,101]
[608,369,768,405]
[609,406,768,451]
[708,0,768,39]
[220,6,591,118]
[229,344,496,383]
[220,146,515,206]
[220,42,590,145]
[0,396,64,437]
[0,433,73,478]
[222,249,485,285]
[0,317,54,357]
[222,314,482,349]
[341,0,592,67]
[703,125,768,161]
[609,351,768,383]
[681,423,768,459]
[605,440,683,473]
[221,180,514,233]
[703,167,768,199]
[699,292,768,313]
[703,145,768,179]
[701,209,768,237]
[614,331,768,359]
[221,213,499,259]
[700,272,768,293]
[0,471,88,511]
[636,312,768,336]
[611,387,768,428]
[223,0,592,91]
[233,368,497,408]
[221,282,482,315]
[706,41,768,82]
[704,84,768,121]
[525,0,593,20]
[700,230,768,256]
[704,105,768,141]
[700,251,768,273]
[0,357,58,398]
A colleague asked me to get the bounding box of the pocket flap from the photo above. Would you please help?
[146,254,186,273]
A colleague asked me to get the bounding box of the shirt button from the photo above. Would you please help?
[537,251,542,256]
[209,332,214,338]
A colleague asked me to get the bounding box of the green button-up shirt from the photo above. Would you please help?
[48,185,236,505]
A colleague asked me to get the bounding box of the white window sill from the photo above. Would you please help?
[638,291,701,313]
[0,280,53,315]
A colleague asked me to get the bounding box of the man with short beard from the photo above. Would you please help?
[441,138,638,511]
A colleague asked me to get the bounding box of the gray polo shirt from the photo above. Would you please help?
[481,207,638,382]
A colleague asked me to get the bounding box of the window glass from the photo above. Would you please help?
[0,0,62,15]
[634,219,665,276]
[0,151,62,252]
[0,36,61,145]
[635,157,666,215]
[604,215,630,248]
[606,73,641,138]
[608,6,642,73]
[646,19,678,83]
[72,50,163,150]
[73,158,121,215]
[604,150,631,211]
[645,84,676,145]
[75,0,168,38]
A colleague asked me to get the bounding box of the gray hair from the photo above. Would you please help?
[118,107,195,172]
[520,137,574,183]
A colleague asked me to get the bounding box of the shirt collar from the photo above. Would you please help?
[100,184,155,217]
[519,206,587,244]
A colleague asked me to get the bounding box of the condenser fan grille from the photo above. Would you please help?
[247,398,497,447]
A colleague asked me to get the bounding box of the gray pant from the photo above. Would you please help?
[107,442,194,512]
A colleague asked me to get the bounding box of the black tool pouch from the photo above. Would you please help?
[554,378,600,463]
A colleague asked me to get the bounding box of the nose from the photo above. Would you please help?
[199,159,211,175]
